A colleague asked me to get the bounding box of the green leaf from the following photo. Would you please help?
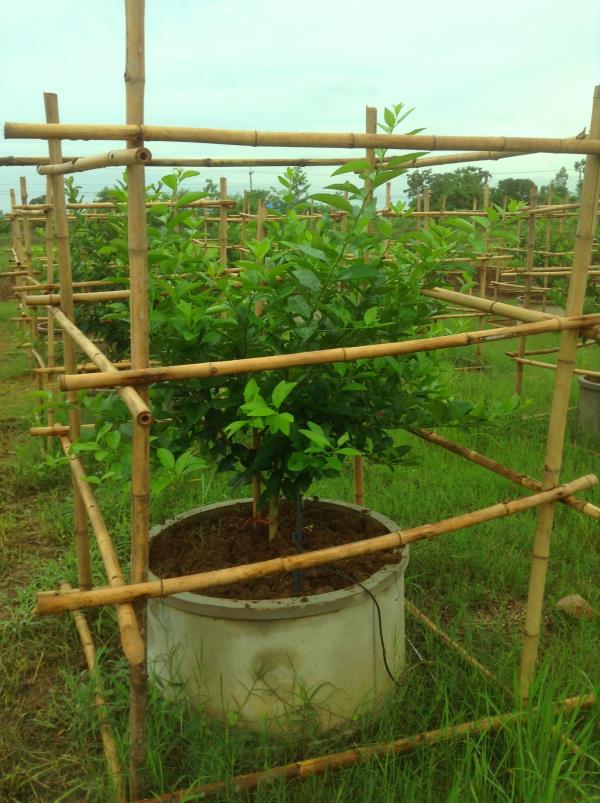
[331,159,373,176]
[292,269,321,292]
[272,381,298,409]
[363,306,378,326]
[176,191,207,207]
[241,400,276,417]
[180,170,200,180]
[288,452,311,472]
[310,193,353,213]
[338,264,380,281]
[156,448,175,470]
[384,107,396,129]
[324,182,361,194]
[161,174,178,191]
[243,378,260,403]
[224,420,247,437]
[105,430,121,450]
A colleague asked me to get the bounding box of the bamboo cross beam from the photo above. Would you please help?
[58,438,144,666]
[49,308,152,426]
[34,473,597,616]
[509,356,600,380]
[5,122,600,154]
[38,147,151,175]
[16,199,236,210]
[58,315,600,392]
[24,289,131,305]
[15,278,128,292]
[422,286,600,339]
[134,692,597,802]
[408,429,600,521]
[30,424,95,436]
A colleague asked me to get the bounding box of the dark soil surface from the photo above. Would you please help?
[149,499,400,600]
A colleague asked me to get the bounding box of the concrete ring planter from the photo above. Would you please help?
[147,497,408,732]
[578,374,600,441]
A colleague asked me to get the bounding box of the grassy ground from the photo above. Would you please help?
[0,291,599,802]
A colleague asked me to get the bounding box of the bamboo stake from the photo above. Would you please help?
[219,177,228,267]
[38,147,151,175]
[24,289,130,305]
[135,693,597,801]
[519,85,600,702]
[45,178,55,435]
[19,177,33,277]
[515,184,538,394]
[35,473,597,615]
[44,92,92,592]
[408,428,600,521]
[125,0,150,794]
[6,122,600,155]
[58,438,144,666]
[49,308,152,426]
[60,581,126,803]
[58,315,600,392]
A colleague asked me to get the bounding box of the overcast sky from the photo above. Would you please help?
[1,0,599,210]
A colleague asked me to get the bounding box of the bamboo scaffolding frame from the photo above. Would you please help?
[44,92,92,592]
[35,473,596,615]
[60,582,126,803]
[58,314,600,392]
[58,437,144,665]
[38,147,151,175]
[408,428,600,521]
[15,279,127,291]
[518,85,600,702]
[135,693,597,802]
[6,122,600,155]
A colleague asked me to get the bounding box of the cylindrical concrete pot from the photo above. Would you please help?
[578,374,600,440]
[147,498,408,732]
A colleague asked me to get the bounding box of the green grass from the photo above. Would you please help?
[0,300,599,802]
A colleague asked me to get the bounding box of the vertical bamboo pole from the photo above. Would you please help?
[542,187,552,312]
[45,178,56,437]
[219,177,228,267]
[44,92,92,593]
[353,106,377,507]
[515,184,537,394]
[256,198,267,241]
[423,188,431,231]
[20,178,37,341]
[19,177,33,276]
[385,181,391,211]
[125,1,149,796]
[9,189,27,333]
[416,193,422,231]
[518,86,600,701]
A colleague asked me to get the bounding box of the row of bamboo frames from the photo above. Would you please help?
[2,3,599,795]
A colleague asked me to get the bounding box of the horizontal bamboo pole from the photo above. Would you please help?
[510,356,600,380]
[59,438,144,665]
[422,287,600,339]
[30,423,95,436]
[15,279,127,292]
[33,359,148,375]
[5,122,600,154]
[38,147,151,175]
[60,581,126,802]
[17,199,235,210]
[59,315,600,392]
[25,289,130,306]
[0,270,28,277]
[505,342,595,358]
[0,149,529,170]
[409,428,600,521]
[35,474,597,615]
[50,308,152,427]
[136,692,596,801]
